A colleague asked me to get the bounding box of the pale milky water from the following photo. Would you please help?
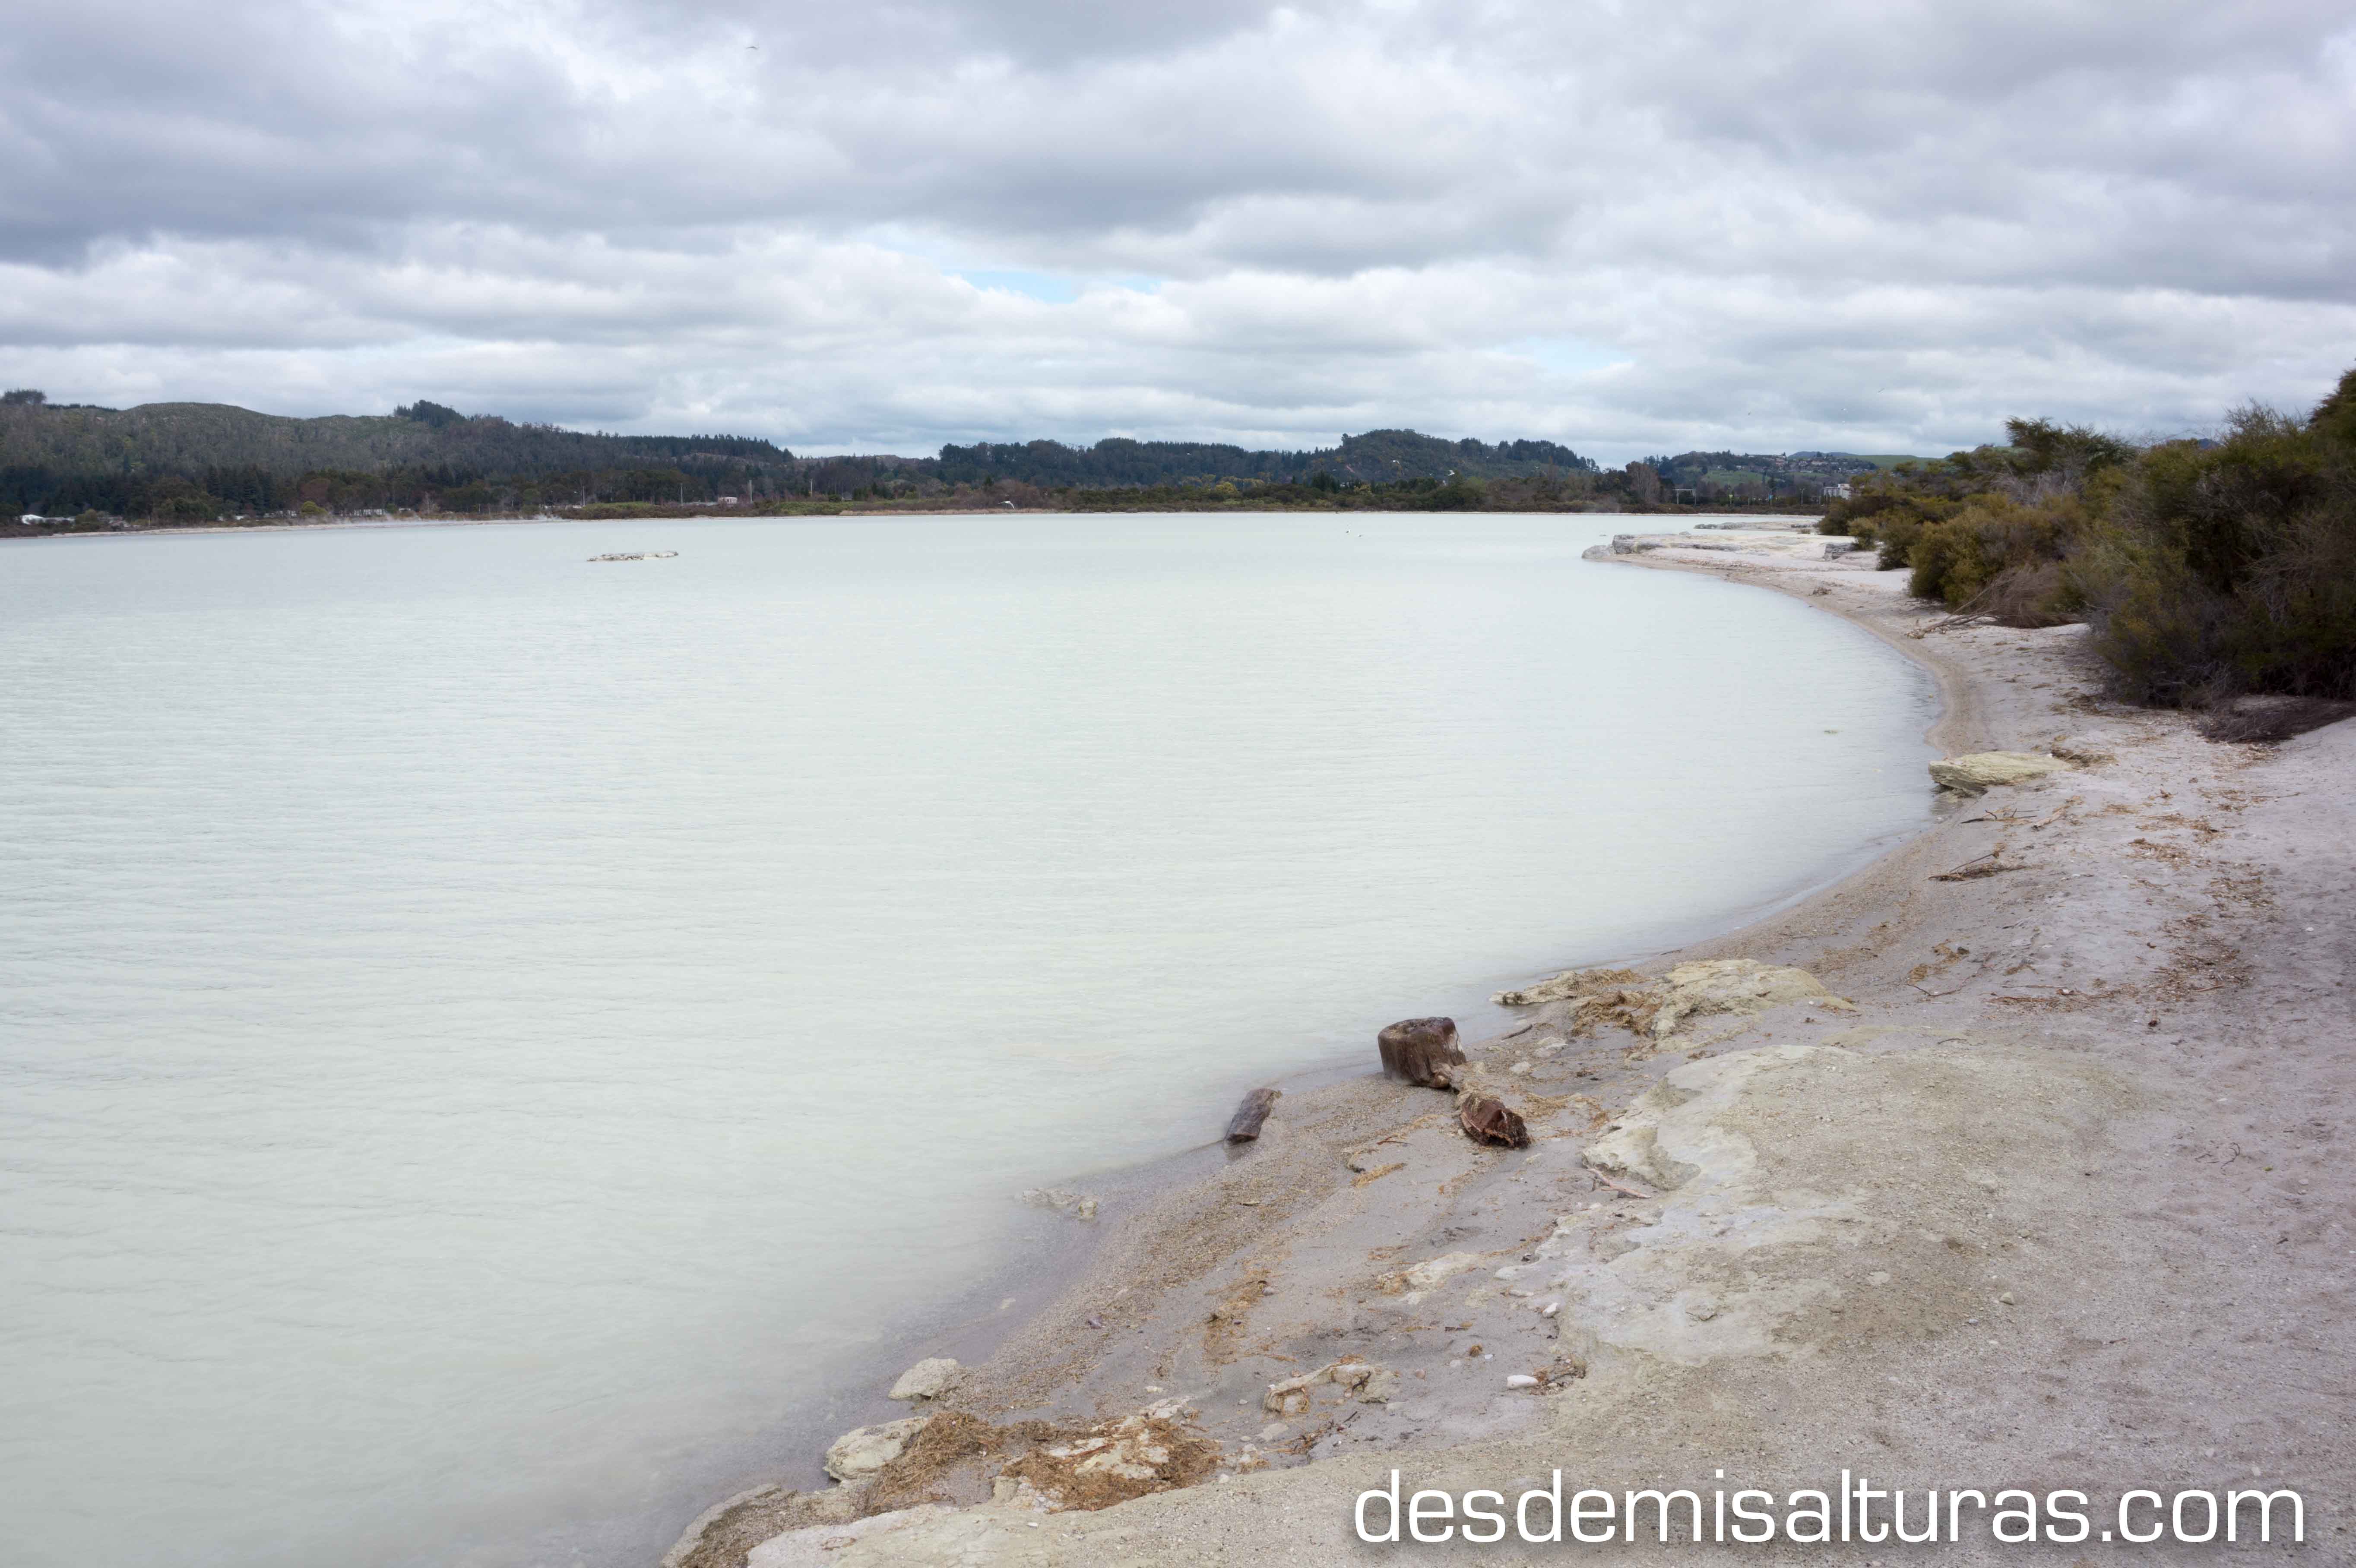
[0,513,1934,1567]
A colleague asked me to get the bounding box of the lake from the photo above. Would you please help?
[0,512,1933,1566]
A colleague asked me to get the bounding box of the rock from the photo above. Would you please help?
[1263,1358,1394,1414]
[886,1357,960,1401]
[1377,1251,1485,1303]
[1378,1017,1465,1087]
[1458,1094,1531,1148]
[1496,961,1849,1043]
[1020,1187,1098,1220]
[1223,1086,1280,1142]
[1262,1373,1318,1416]
[1928,751,2068,794]
[1648,959,1855,1039]
[657,1483,795,1568]
[1504,1374,1539,1389]
[823,1416,930,1482]
[1492,964,1653,1015]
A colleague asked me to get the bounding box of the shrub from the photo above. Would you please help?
[2079,376,2356,702]
[1847,365,2356,705]
[1906,495,2078,611]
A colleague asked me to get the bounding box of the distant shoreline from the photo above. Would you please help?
[3,502,1824,543]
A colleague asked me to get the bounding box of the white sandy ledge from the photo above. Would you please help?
[674,524,2356,1566]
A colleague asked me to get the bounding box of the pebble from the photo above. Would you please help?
[1998,1292,2016,1305]
[1505,1374,1539,1389]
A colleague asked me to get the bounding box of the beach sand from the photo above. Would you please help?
[671,526,2354,1564]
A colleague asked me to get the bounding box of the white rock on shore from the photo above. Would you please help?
[1648,958,1855,1039]
[822,1416,930,1482]
[1928,750,2068,793]
[886,1357,960,1401]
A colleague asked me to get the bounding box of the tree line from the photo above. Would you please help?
[1823,365,2356,709]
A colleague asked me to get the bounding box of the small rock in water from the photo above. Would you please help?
[887,1357,960,1401]
[1020,1187,1099,1221]
[1378,1017,1466,1088]
[1224,1085,1281,1142]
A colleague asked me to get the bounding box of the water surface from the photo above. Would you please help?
[0,512,1934,1566]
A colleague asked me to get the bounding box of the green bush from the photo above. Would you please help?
[2078,379,2356,702]
[1837,366,2356,704]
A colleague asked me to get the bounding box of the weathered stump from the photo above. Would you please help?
[1224,1086,1280,1142]
[1457,1094,1530,1149]
[1377,1016,1465,1088]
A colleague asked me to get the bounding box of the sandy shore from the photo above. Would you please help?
[670,525,2354,1565]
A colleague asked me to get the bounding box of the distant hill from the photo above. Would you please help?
[0,396,803,518]
[1,398,792,481]
[934,429,1596,488]
[2,395,1606,518]
[1632,448,1922,500]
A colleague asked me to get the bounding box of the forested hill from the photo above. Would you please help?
[934,430,1596,487]
[1,399,790,485]
[1,392,1608,519]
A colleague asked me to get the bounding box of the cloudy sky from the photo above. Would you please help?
[3,0,2352,460]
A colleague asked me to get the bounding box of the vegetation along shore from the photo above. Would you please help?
[660,371,2355,1565]
[1,389,1890,532]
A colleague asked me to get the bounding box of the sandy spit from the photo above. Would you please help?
[672,525,2355,1565]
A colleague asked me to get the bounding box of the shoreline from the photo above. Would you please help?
[650,520,1941,1547]
[668,522,2354,1565]
[0,506,1817,544]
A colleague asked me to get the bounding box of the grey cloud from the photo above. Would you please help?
[1,0,2352,460]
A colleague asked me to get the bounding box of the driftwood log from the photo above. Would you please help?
[1457,1094,1530,1149]
[1224,1086,1281,1143]
[1377,1016,1465,1088]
